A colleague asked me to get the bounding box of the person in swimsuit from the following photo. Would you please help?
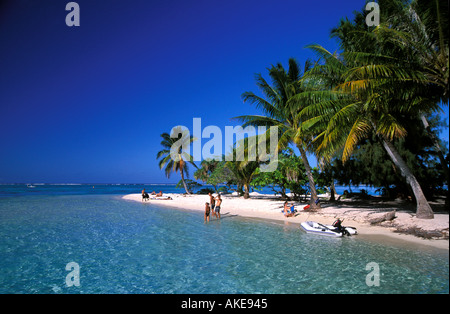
[142,189,149,202]
[204,202,211,222]
[208,193,216,218]
[215,194,222,219]
[283,201,294,217]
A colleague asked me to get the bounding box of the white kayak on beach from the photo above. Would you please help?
[300,221,357,237]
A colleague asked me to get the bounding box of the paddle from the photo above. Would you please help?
[316,222,333,231]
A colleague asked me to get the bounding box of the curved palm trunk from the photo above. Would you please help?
[381,138,434,219]
[237,184,244,197]
[180,169,191,195]
[243,182,250,199]
[297,144,320,209]
[329,180,337,202]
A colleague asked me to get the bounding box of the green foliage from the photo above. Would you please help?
[156,126,197,194]
[175,179,202,194]
[234,58,321,204]
[196,160,242,195]
[252,151,308,200]
[154,0,449,213]
[196,187,215,195]
[194,159,221,192]
[330,113,448,198]
[296,0,449,217]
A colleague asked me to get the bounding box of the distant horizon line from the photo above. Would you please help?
[0,183,181,186]
[4,182,443,189]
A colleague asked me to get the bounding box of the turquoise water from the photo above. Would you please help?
[0,183,187,197]
[0,183,383,198]
[0,190,448,294]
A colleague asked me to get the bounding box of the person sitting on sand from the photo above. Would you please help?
[204,202,211,222]
[337,190,349,201]
[283,201,295,217]
[156,191,163,197]
[142,189,149,202]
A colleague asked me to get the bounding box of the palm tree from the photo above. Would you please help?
[194,159,221,192]
[234,58,321,208]
[333,0,448,217]
[156,126,197,194]
[376,0,448,100]
[299,43,436,218]
[224,141,260,199]
[330,0,449,196]
[374,0,449,185]
[225,159,259,199]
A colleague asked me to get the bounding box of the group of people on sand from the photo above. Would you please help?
[283,201,297,217]
[142,187,299,221]
[204,192,222,222]
[141,189,172,201]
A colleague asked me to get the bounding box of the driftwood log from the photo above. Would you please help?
[369,210,397,225]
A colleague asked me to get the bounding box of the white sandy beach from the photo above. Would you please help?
[122,192,449,250]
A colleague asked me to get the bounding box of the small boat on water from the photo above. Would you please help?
[27,184,36,188]
[301,220,357,237]
[301,221,343,237]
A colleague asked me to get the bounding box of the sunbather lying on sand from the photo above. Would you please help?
[153,196,172,200]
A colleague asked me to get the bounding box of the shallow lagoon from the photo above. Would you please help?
[0,194,448,294]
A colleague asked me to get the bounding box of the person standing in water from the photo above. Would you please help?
[215,194,222,219]
[208,193,216,218]
[204,202,211,222]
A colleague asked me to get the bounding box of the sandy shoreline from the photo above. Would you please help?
[122,192,449,251]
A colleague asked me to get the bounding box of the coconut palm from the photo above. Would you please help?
[225,158,259,199]
[156,126,197,194]
[234,58,321,208]
[374,0,449,183]
[223,139,260,199]
[194,159,221,192]
[331,0,449,182]
[298,41,436,218]
[329,0,448,217]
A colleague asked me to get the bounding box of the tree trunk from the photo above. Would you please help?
[243,182,250,199]
[381,138,434,219]
[329,180,336,202]
[297,144,320,209]
[237,184,244,197]
[369,210,397,225]
[279,186,289,200]
[180,169,191,195]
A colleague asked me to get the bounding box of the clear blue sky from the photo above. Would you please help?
[0,0,448,184]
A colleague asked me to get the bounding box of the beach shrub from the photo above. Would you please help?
[252,151,312,200]
[196,187,215,195]
[176,179,202,194]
